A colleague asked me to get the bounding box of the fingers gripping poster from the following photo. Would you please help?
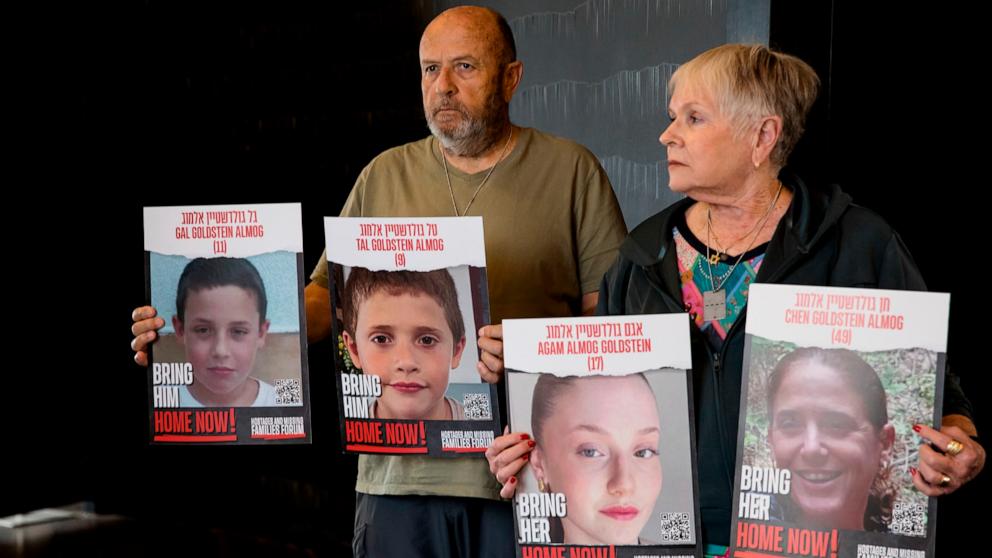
[143,203,311,445]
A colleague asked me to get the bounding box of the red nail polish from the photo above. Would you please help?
[528,440,536,448]
[522,453,530,461]
[912,424,922,433]
[519,433,530,440]
[910,467,917,476]
[509,476,516,484]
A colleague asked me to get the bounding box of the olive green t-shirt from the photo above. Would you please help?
[312,127,627,499]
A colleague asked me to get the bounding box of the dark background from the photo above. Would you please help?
[14,1,985,556]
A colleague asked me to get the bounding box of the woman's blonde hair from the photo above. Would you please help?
[670,44,820,167]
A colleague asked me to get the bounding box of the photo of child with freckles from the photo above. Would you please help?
[325,216,499,456]
[334,265,492,422]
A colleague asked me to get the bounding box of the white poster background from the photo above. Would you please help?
[747,284,949,352]
[504,314,691,376]
[144,203,303,257]
[324,217,486,271]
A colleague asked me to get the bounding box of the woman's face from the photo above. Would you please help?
[533,375,663,545]
[767,362,894,530]
[659,80,755,199]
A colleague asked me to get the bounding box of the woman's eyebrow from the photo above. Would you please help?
[572,424,660,435]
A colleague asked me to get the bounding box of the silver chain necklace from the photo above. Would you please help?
[701,181,783,322]
[440,128,514,217]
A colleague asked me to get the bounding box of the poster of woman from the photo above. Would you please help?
[504,314,700,557]
[732,284,950,557]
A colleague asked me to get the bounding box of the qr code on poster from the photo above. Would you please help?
[463,393,491,420]
[890,501,927,537]
[659,512,691,543]
[275,379,302,405]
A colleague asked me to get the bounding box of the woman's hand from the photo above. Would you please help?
[486,427,535,498]
[911,423,986,496]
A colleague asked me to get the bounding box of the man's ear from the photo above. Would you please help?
[502,60,523,102]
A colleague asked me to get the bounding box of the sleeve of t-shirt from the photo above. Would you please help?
[574,158,628,294]
[308,165,370,288]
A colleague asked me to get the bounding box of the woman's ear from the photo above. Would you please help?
[751,115,783,168]
[530,444,548,490]
[880,423,896,460]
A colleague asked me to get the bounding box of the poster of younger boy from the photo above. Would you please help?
[325,217,499,457]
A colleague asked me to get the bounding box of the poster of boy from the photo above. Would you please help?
[144,203,311,445]
[326,217,500,457]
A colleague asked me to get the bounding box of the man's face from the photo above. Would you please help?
[419,11,516,156]
[344,291,465,420]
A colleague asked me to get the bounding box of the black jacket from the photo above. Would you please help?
[597,175,971,546]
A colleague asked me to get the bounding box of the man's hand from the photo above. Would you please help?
[131,306,165,366]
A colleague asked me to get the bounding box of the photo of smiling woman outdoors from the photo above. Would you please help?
[742,339,942,536]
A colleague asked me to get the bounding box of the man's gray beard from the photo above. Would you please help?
[427,103,509,158]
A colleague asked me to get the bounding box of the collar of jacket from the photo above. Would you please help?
[618,172,853,271]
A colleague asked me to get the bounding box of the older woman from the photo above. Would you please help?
[486,44,985,556]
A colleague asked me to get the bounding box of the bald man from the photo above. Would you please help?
[133,6,626,556]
